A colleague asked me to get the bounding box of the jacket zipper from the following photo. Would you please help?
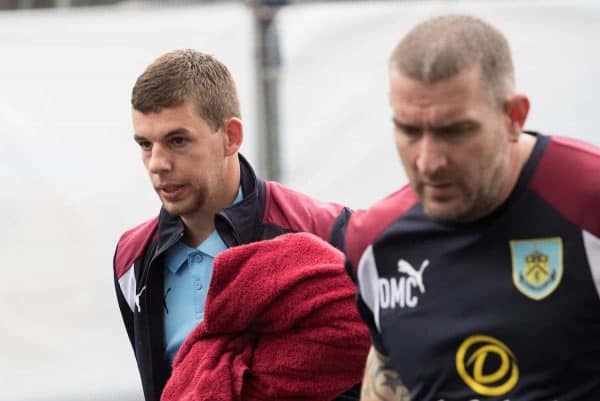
[138,230,184,298]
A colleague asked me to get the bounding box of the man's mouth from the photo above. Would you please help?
[425,182,452,189]
[421,181,456,200]
[157,184,186,202]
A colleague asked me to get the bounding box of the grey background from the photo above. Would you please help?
[1,0,598,399]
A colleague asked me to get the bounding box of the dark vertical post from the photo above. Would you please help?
[249,1,285,181]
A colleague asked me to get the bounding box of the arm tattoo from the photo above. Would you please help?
[360,347,410,401]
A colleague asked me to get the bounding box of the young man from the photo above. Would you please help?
[113,49,363,401]
[344,15,600,401]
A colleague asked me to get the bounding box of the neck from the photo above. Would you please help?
[181,154,241,247]
[181,216,215,248]
[495,132,537,210]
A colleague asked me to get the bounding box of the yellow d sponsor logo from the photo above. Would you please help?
[456,335,519,396]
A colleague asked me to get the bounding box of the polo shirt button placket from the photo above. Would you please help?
[190,252,205,318]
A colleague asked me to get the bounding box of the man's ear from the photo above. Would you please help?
[505,94,530,140]
[221,117,243,156]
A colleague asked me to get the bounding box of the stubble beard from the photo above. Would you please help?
[159,187,207,219]
[419,181,475,223]
[419,153,508,224]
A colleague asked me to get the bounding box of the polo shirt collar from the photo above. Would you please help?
[164,241,195,274]
[164,186,243,274]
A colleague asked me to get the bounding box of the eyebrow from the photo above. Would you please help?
[164,128,190,139]
[392,118,420,132]
[392,118,477,134]
[133,128,190,142]
[430,121,478,134]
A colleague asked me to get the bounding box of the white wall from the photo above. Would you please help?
[1,1,598,399]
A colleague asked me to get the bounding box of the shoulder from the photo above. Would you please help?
[345,185,418,272]
[262,180,347,239]
[530,135,600,236]
[114,216,159,279]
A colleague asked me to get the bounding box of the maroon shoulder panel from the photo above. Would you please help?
[530,136,600,237]
[262,181,344,241]
[346,185,418,271]
[114,216,159,279]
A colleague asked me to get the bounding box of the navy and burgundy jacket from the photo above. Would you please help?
[113,154,353,401]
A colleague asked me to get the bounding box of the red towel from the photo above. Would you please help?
[161,233,370,401]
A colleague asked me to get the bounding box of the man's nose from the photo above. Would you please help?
[147,144,172,174]
[415,134,448,176]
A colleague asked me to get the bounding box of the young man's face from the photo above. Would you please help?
[132,100,227,219]
[389,66,513,223]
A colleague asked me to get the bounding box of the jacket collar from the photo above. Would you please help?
[216,153,264,247]
[155,153,264,253]
[156,207,184,258]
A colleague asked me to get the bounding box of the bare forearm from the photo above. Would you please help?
[360,347,411,401]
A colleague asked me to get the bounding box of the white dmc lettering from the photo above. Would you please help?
[378,276,419,309]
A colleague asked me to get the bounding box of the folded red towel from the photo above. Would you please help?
[161,232,370,401]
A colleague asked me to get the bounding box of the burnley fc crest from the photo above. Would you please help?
[509,237,563,300]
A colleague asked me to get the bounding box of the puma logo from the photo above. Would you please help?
[135,285,146,313]
[397,259,429,293]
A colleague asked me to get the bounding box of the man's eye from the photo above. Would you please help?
[439,123,474,137]
[138,141,152,151]
[444,127,464,135]
[399,126,422,138]
[169,137,187,147]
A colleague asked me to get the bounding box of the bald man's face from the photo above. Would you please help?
[389,66,513,222]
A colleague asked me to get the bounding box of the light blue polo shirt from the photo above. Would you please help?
[163,187,243,362]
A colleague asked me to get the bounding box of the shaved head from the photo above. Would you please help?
[390,15,515,109]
